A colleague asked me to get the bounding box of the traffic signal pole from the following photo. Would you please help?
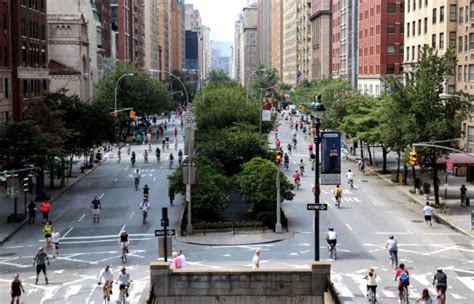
[275,164,282,233]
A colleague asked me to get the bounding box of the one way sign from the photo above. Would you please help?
[155,229,176,237]
[307,203,328,211]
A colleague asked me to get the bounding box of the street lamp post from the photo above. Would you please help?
[114,73,134,113]
[311,94,325,261]
[150,69,189,105]
[245,68,267,103]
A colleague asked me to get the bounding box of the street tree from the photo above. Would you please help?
[235,157,294,226]
[402,46,468,204]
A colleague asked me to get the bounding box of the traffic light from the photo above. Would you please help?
[129,110,136,120]
[275,151,283,165]
[23,177,31,193]
[409,150,417,166]
[298,105,305,113]
[111,110,118,117]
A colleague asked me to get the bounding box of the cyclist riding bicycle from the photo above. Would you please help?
[119,231,129,253]
[131,152,136,166]
[283,153,290,170]
[287,143,292,155]
[299,159,305,176]
[394,263,410,301]
[363,267,377,301]
[116,267,131,298]
[98,265,114,293]
[332,185,343,205]
[385,235,399,267]
[326,228,337,251]
[432,268,447,304]
[155,147,161,162]
[133,169,141,188]
[292,170,301,188]
[143,184,150,199]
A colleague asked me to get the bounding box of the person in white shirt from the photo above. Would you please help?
[346,169,354,188]
[423,202,433,227]
[252,249,261,269]
[51,229,60,258]
[98,265,114,294]
[178,250,186,268]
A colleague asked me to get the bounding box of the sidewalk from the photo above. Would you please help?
[347,155,474,239]
[0,156,104,244]
[176,232,294,246]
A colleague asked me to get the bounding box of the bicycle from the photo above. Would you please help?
[142,209,148,224]
[328,243,337,260]
[121,244,128,263]
[399,285,409,304]
[299,166,304,177]
[389,251,398,270]
[134,178,140,191]
[335,196,341,209]
[367,287,376,304]
[119,283,130,304]
[99,281,112,304]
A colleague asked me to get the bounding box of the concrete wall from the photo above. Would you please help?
[150,261,333,304]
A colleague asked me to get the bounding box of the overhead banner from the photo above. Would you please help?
[262,110,272,122]
[321,131,341,185]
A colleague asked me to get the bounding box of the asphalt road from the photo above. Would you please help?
[0,115,473,304]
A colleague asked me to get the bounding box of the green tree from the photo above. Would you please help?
[401,47,467,204]
[168,156,230,221]
[235,157,294,224]
[206,70,235,85]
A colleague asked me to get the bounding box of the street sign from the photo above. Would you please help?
[155,229,176,237]
[184,114,196,129]
[446,161,454,176]
[307,203,328,211]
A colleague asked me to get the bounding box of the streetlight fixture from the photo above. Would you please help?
[245,68,267,103]
[114,73,134,114]
[150,69,189,105]
[311,94,325,261]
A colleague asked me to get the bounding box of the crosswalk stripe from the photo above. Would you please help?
[63,285,82,300]
[457,276,474,291]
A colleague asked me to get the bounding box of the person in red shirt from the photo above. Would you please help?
[275,138,281,148]
[394,263,410,300]
[308,143,314,156]
[40,200,51,224]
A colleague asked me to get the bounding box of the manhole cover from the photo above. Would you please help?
[361,180,369,182]
[411,220,423,223]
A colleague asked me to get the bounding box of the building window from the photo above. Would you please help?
[439,32,445,49]
[449,32,456,49]
[388,3,396,13]
[459,36,464,52]
[469,65,474,81]
[400,23,404,34]
[387,24,396,34]
[412,21,415,36]
[458,65,463,81]
[470,33,474,50]
[1,46,7,67]
[387,64,395,74]
[401,3,404,13]
[471,2,474,19]
[406,47,410,61]
[465,34,469,51]
[432,34,437,48]
[418,20,421,35]
[400,44,404,55]
[387,44,395,55]
[407,0,410,12]
[460,7,464,23]
[450,5,457,21]
[424,18,427,34]
[433,8,437,24]
[440,6,445,22]
[418,45,421,59]
[412,46,415,60]
[407,23,410,37]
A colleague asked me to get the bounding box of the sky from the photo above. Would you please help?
[186,0,249,42]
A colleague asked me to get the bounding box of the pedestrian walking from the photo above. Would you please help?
[33,247,49,285]
[460,184,467,207]
[10,273,25,304]
[169,187,175,205]
[252,249,261,269]
[28,200,36,224]
[126,143,131,155]
[43,220,53,249]
[147,133,152,144]
[40,200,51,223]
[91,195,102,223]
[117,147,122,163]
[423,202,433,227]
[51,229,60,258]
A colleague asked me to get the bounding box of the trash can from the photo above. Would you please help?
[415,178,421,189]
[466,197,470,207]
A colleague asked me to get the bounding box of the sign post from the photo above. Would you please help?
[161,207,169,261]
[184,112,196,235]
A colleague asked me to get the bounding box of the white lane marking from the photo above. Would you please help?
[85,283,99,303]
[57,233,154,240]
[412,274,430,285]
[125,166,129,171]
[457,276,474,291]
[54,270,64,274]
[371,200,379,206]
[99,192,105,199]
[63,285,82,300]
[129,211,135,220]
[451,293,466,300]
[40,285,60,304]
[406,229,414,235]
[114,178,118,182]
[62,227,74,238]
[118,224,126,236]
[325,200,333,209]
[331,273,354,298]
[128,277,148,303]
[77,214,85,222]
[345,224,353,231]
[153,176,156,181]
[382,290,395,298]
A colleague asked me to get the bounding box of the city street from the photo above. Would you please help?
[0,116,473,303]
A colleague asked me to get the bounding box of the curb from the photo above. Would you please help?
[375,168,474,239]
[174,232,294,246]
[0,159,106,245]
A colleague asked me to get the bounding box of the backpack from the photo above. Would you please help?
[400,271,409,283]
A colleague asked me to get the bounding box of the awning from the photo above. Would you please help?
[437,153,474,165]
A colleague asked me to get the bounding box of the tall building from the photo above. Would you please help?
[282,0,312,85]
[0,0,11,122]
[95,0,112,62]
[111,0,144,66]
[257,0,272,69]
[10,0,49,121]
[158,0,170,77]
[47,0,102,102]
[271,0,284,80]
[232,15,242,81]
[358,0,404,96]
[170,0,185,72]
[144,0,160,70]
[200,25,211,80]
[239,5,258,87]
[309,0,332,80]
